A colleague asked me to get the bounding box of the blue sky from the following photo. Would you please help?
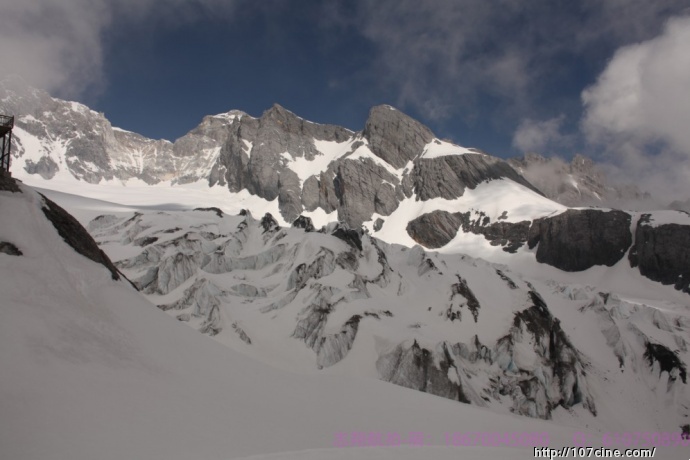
[1,0,690,199]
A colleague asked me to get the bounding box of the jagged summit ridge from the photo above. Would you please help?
[363,104,435,169]
[2,80,537,228]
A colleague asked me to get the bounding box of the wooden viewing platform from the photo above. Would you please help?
[0,114,14,172]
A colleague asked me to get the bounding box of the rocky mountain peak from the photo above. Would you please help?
[261,103,302,126]
[363,104,435,169]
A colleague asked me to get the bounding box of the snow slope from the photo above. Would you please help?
[20,185,684,457]
[3,179,630,460]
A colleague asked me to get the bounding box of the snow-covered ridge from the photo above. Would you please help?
[4,79,548,231]
[420,139,479,159]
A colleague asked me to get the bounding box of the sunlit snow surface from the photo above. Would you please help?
[1,180,613,460]
[5,173,690,459]
[420,139,478,159]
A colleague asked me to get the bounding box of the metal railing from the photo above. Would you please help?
[0,115,14,172]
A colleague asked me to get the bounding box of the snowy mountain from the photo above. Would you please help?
[4,76,689,293]
[3,78,690,459]
[2,76,540,227]
[508,153,651,209]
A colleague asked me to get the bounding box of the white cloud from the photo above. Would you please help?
[0,0,238,98]
[512,115,570,153]
[582,16,690,153]
[582,15,690,202]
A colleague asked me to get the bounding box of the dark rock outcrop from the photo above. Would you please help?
[629,214,690,294]
[40,194,122,281]
[334,158,401,227]
[194,207,224,218]
[451,276,481,322]
[0,170,21,192]
[0,241,22,256]
[413,155,542,201]
[362,105,434,169]
[644,342,687,384]
[260,213,280,234]
[528,209,632,271]
[330,224,363,251]
[406,209,530,252]
[406,210,464,248]
[292,215,315,232]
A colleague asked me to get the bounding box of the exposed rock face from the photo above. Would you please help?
[407,209,530,252]
[406,210,464,248]
[413,155,542,201]
[629,214,690,293]
[452,276,481,322]
[292,215,315,232]
[329,223,364,251]
[260,213,280,234]
[0,169,21,192]
[362,105,434,169]
[0,241,22,256]
[40,193,122,281]
[334,158,401,226]
[645,342,687,384]
[528,209,632,271]
[194,207,224,218]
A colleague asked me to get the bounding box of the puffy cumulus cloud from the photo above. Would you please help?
[582,15,690,203]
[0,0,111,97]
[582,16,690,152]
[0,0,238,98]
[512,115,572,154]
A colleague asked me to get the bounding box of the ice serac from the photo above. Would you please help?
[629,214,690,293]
[87,205,690,428]
[528,209,632,271]
[362,105,434,169]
